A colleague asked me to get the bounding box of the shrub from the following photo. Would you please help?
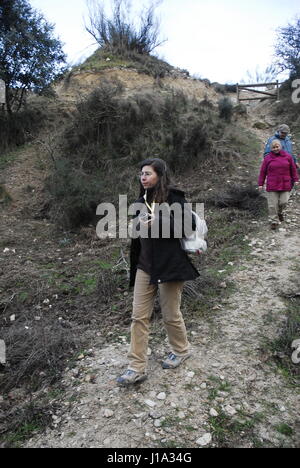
[218,97,234,122]
[0,314,79,393]
[208,184,267,216]
[0,107,46,154]
[46,80,258,228]
[0,184,12,204]
[45,158,102,228]
[85,0,165,56]
[0,310,80,446]
[212,83,236,94]
[224,84,237,93]
[233,103,248,116]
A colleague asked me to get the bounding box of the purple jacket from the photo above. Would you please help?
[258,150,299,191]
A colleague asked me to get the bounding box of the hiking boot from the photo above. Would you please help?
[161,352,191,369]
[116,369,147,386]
[278,213,284,222]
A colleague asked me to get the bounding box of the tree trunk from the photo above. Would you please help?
[5,84,12,114]
[17,88,26,112]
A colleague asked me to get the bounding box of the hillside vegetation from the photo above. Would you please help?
[0,48,299,448]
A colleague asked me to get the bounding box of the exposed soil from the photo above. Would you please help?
[54,68,220,104]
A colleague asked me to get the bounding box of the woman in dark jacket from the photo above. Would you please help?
[117,158,199,386]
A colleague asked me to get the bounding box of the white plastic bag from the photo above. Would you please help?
[181,211,207,254]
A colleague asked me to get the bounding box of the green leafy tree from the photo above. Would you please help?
[0,0,67,113]
[275,17,300,78]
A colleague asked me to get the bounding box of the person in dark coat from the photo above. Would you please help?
[264,124,299,167]
[117,158,199,386]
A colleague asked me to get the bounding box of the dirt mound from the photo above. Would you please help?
[54,68,220,105]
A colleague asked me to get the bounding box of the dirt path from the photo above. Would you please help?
[20,192,299,449]
[21,104,300,449]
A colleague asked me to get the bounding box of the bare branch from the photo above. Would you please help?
[84,0,165,55]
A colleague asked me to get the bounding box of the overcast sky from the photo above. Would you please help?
[29,0,299,84]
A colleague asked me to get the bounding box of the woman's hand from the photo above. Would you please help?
[258,186,264,192]
[139,212,155,226]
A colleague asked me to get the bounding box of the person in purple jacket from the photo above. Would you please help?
[258,140,299,229]
[258,139,299,230]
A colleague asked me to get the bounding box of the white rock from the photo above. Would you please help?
[144,399,156,408]
[200,383,207,389]
[157,392,166,400]
[209,408,219,417]
[196,433,212,446]
[223,405,237,416]
[186,371,195,379]
[103,409,114,418]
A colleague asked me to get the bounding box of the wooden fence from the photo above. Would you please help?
[236,81,281,102]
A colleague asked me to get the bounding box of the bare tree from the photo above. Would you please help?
[274,17,300,78]
[243,65,278,84]
[85,0,166,55]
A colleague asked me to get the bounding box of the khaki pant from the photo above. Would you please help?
[266,191,290,224]
[128,269,189,373]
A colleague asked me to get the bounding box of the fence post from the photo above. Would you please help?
[0,340,6,365]
[0,79,6,111]
[236,83,239,103]
[276,80,280,101]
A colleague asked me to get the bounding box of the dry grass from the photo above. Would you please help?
[206,184,267,216]
[0,314,79,393]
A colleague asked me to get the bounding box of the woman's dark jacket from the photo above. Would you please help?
[129,188,200,287]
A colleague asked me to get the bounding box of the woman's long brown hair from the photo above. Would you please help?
[138,158,171,203]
